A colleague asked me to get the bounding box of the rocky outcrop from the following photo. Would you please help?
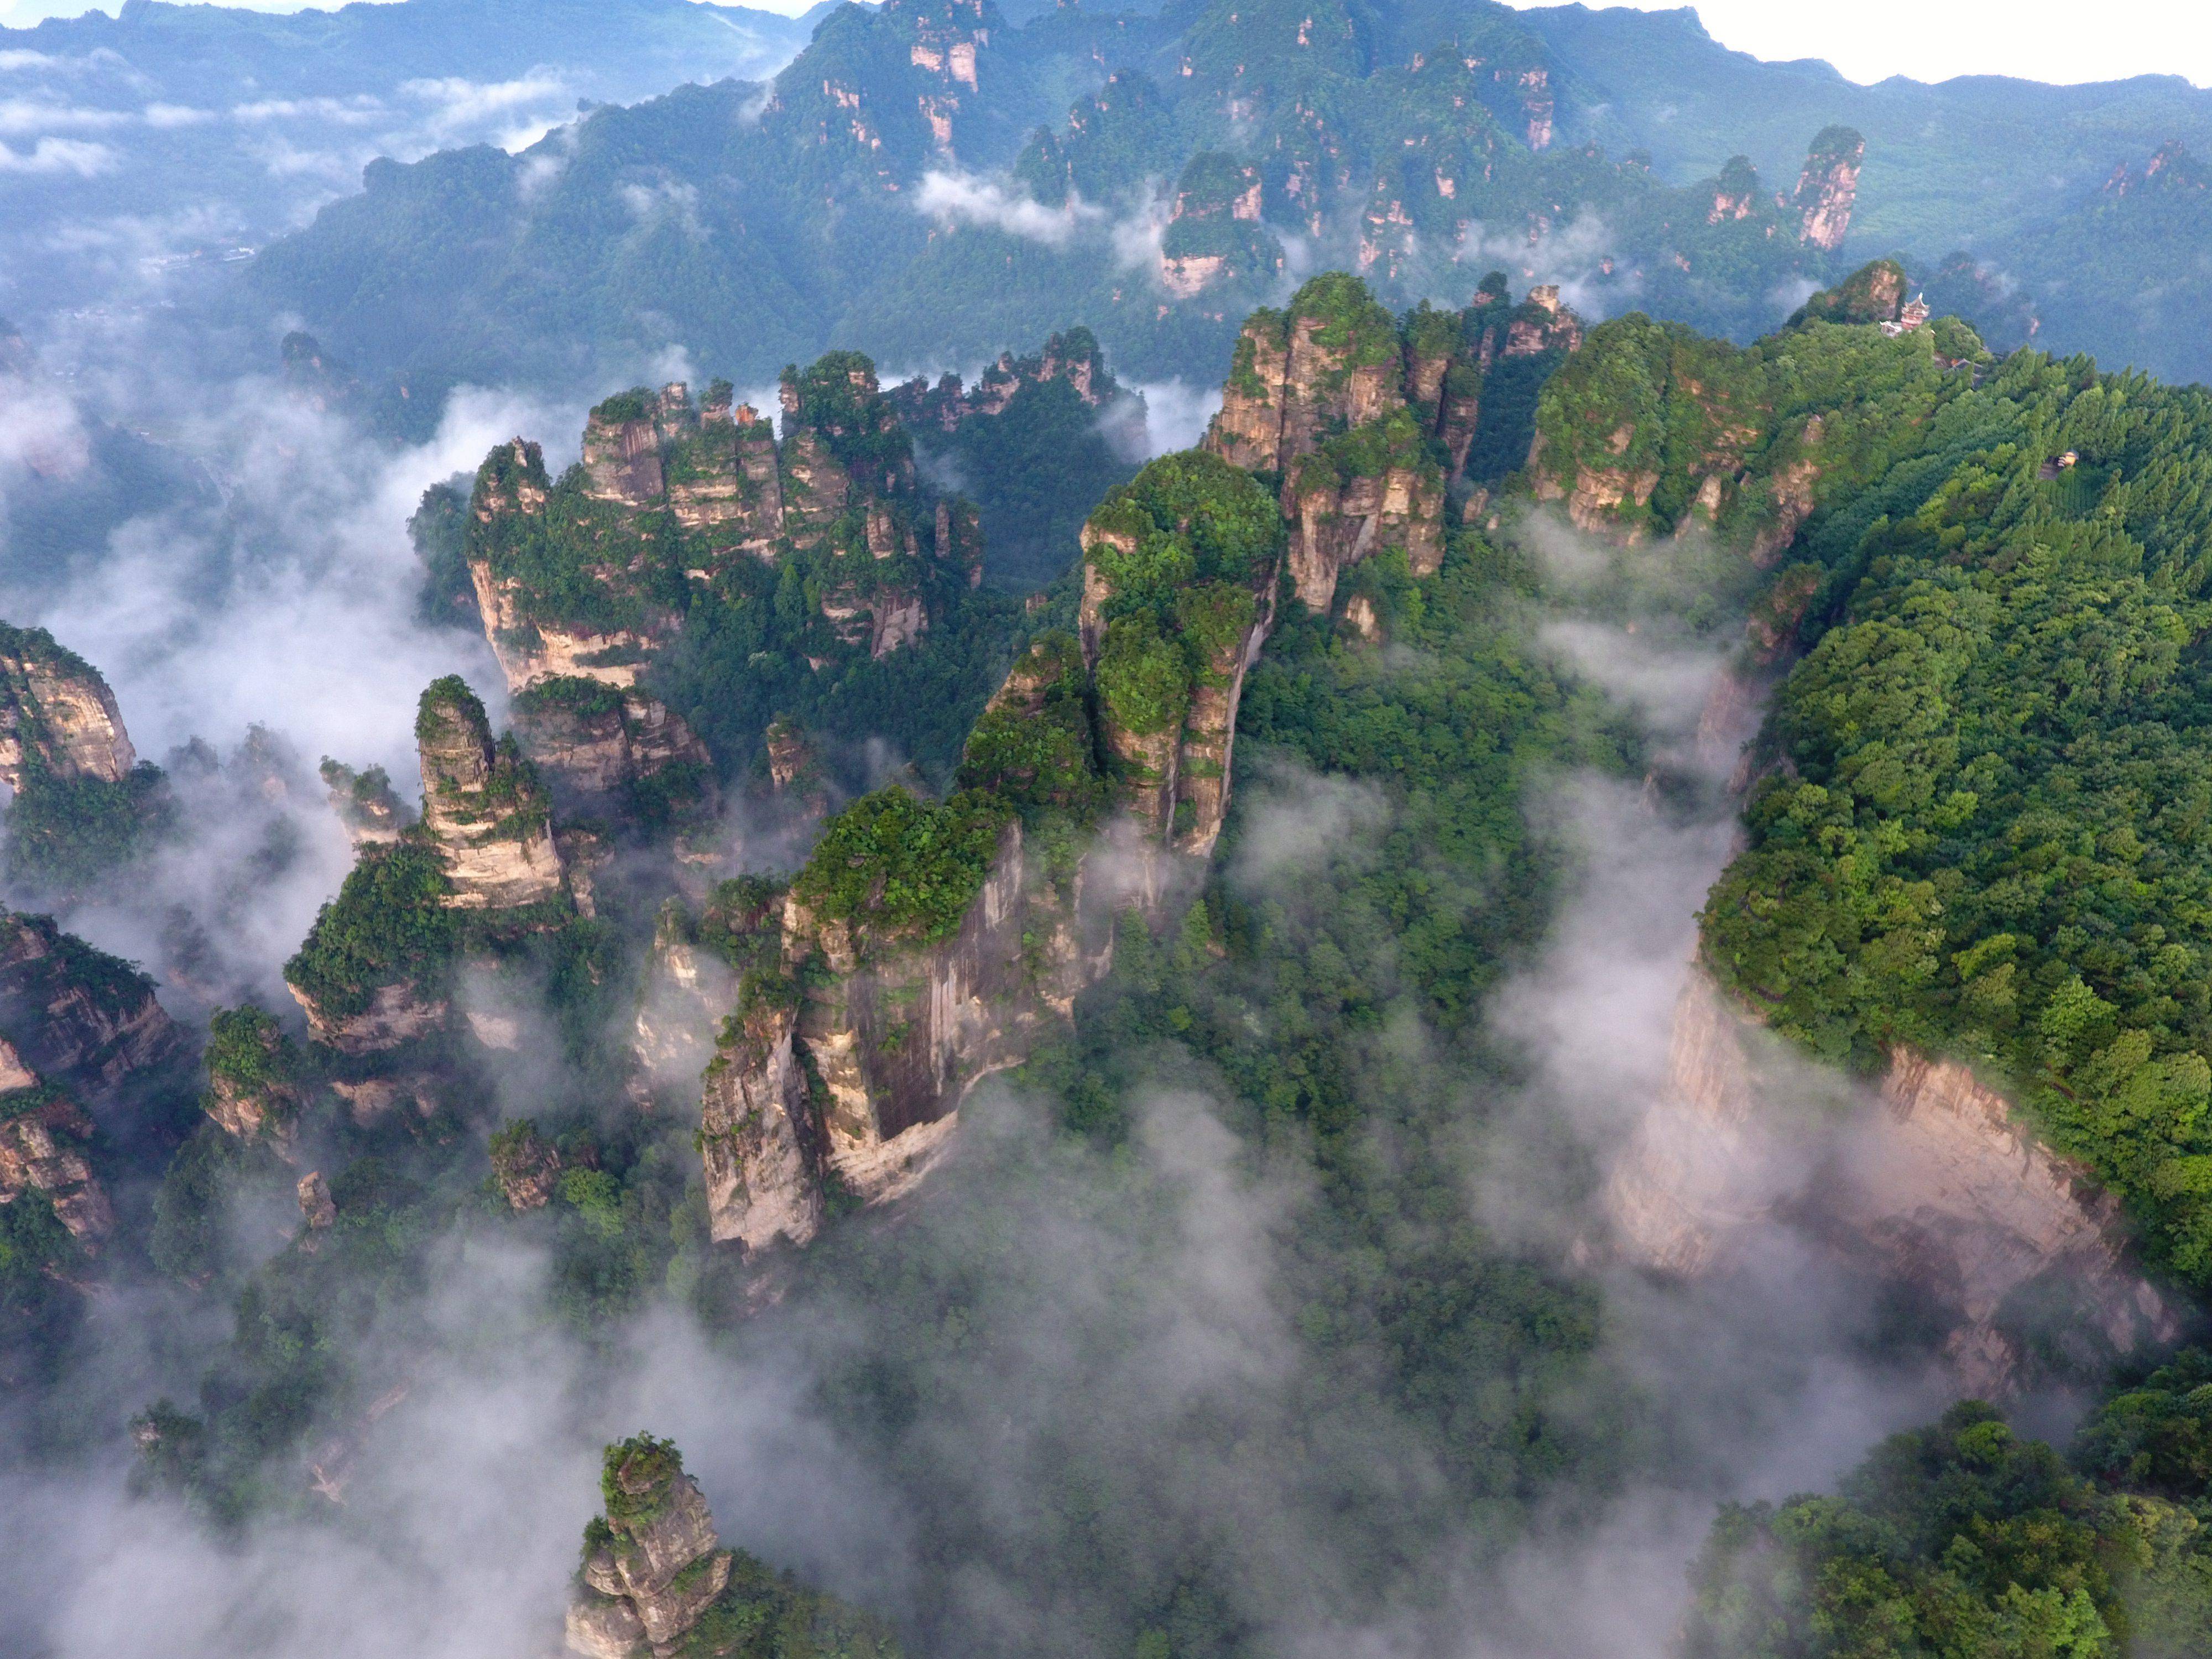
[1829,1052,2180,1394]
[1204,274,1573,617]
[0,623,137,790]
[415,677,565,911]
[487,1119,565,1212]
[471,358,970,676]
[0,1073,112,1245]
[0,912,183,1094]
[1792,124,1864,253]
[889,327,1113,431]
[201,1006,305,1142]
[318,759,409,847]
[467,438,671,692]
[699,994,821,1250]
[297,1170,336,1231]
[1078,472,1280,855]
[698,774,1114,1249]
[296,980,450,1057]
[565,1435,898,1659]
[567,1438,732,1658]
[1158,151,1279,298]
[1606,966,2179,1397]
[509,677,714,821]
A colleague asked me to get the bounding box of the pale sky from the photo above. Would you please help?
[1,0,2207,90]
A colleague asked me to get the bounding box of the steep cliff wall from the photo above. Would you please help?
[1205,273,1578,614]
[0,623,137,790]
[697,804,1060,1248]
[1605,966,2179,1396]
[509,676,714,821]
[1078,450,1282,856]
[415,676,565,911]
[0,912,182,1093]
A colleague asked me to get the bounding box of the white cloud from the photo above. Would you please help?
[913,168,1102,247]
[0,133,112,173]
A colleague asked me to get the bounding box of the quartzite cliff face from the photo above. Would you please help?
[0,623,137,791]
[1605,967,2178,1398]
[1205,273,1580,613]
[415,677,565,911]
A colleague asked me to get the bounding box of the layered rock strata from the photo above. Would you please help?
[0,1067,113,1245]
[567,1438,734,1658]
[0,912,183,1093]
[509,678,715,818]
[0,623,137,790]
[415,677,565,910]
[1205,274,1579,614]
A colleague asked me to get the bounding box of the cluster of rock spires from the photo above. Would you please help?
[886,326,1111,430]
[689,274,1584,1250]
[289,676,574,1051]
[1205,272,1579,611]
[469,359,977,690]
[566,1436,898,1659]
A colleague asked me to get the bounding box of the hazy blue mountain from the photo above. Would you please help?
[0,0,820,317]
[226,0,2212,430]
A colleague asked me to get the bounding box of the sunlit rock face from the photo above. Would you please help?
[1606,966,2179,1397]
[0,623,137,791]
[414,677,564,912]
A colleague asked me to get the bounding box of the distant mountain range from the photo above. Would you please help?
[204,0,2212,426]
[0,0,824,316]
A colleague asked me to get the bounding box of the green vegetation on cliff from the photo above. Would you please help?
[283,841,457,1020]
[4,761,171,893]
[1663,339,2212,1282]
[1685,1373,2212,1659]
[791,787,1013,950]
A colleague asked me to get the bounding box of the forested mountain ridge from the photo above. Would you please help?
[0,0,821,320]
[15,243,2212,1653]
[235,0,2212,438]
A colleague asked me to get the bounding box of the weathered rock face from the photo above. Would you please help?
[467,439,670,692]
[1606,966,2179,1397]
[568,1439,733,1658]
[699,997,822,1250]
[0,912,183,1094]
[487,1120,565,1212]
[294,980,450,1057]
[297,1170,336,1230]
[1793,124,1865,253]
[509,679,714,819]
[1157,150,1280,298]
[0,623,137,790]
[0,1075,113,1245]
[698,806,1111,1248]
[889,327,1112,431]
[1205,275,1579,617]
[415,677,565,911]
